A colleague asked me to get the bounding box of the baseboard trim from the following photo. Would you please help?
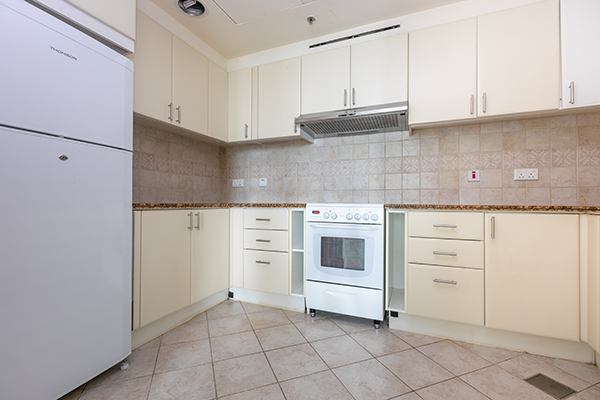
[229,287,305,312]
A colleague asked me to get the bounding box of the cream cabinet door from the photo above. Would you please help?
[301,47,350,114]
[478,0,560,117]
[257,57,301,140]
[351,33,408,108]
[65,0,136,39]
[485,213,579,341]
[228,69,253,143]
[208,61,228,142]
[140,210,192,327]
[409,18,477,124]
[586,215,600,353]
[191,209,230,304]
[131,11,172,123]
[172,36,209,134]
[560,0,600,109]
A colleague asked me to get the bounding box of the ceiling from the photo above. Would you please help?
[151,0,465,59]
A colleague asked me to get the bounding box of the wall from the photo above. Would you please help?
[134,110,600,206]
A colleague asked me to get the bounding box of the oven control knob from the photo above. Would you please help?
[331,212,338,220]
[346,213,353,220]
[371,214,379,221]
[363,213,369,220]
[354,213,361,220]
[323,212,330,219]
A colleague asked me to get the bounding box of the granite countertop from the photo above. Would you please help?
[134,203,600,212]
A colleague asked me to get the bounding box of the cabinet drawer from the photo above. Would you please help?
[243,250,289,295]
[408,238,483,269]
[244,229,288,252]
[244,209,288,230]
[407,264,484,326]
[408,211,483,240]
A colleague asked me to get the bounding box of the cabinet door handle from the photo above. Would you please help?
[470,94,474,115]
[344,89,347,107]
[168,102,173,121]
[491,216,495,239]
[176,105,181,123]
[195,212,200,230]
[433,251,457,257]
[187,212,193,231]
[433,224,457,229]
[255,260,271,265]
[352,88,356,106]
[245,123,249,139]
[256,218,271,222]
[569,81,575,104]
[482,92,487,113]
[255,239,271,243]
[433,279,457,285]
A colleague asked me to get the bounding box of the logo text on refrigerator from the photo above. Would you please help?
[50,46,77,61]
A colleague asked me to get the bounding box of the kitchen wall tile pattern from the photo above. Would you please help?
[133,111,600,206]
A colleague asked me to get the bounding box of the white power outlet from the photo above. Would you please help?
[514,168,538,181]
[232,179,244,187]
[259,178,267,187]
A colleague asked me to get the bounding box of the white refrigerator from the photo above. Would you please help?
[0,1,133,399]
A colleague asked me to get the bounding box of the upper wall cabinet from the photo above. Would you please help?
[409,18,477,125]
[208,61,228,142]
[301,33,408,115]
[560,0,600,109]
[228,68,253,143]
[477,0,560,117]
[65,0,136,40]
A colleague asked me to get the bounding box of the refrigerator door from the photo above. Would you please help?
[0,127,132,400]
[0,0,133,150]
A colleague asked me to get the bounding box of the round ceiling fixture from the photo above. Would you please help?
[178,0,205,17]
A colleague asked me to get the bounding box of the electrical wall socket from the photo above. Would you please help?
[514,168,538,181]
[259,178,267,187]
[232,179,244,187]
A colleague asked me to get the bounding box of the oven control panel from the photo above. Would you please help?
[306,203,384,224]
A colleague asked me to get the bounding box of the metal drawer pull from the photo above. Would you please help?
[433,251,457,257]
[470,94,474,115]
[176,105,181,123]
[255,239,271,243]
[168,102,173,121]
[256,218,271,222]
[433,279,457,285]
[482,92,487,113]
[187,212,193,231]
[569,81,575,104]
[491,216,495,239]
[244,123,249,138]
[255,260,271,265]
[433,224,457,228]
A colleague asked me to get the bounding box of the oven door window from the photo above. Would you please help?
[320,236,365,271]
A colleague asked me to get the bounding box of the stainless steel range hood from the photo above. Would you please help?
[295,101,408,139]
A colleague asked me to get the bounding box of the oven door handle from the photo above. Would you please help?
[326,290,358,299]
[308,224,380,230]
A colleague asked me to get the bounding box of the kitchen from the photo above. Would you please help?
[2,0,600,399]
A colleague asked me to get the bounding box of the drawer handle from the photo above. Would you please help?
[433,279,457,285]
[255,260,271,265]
[433,251,457,257]
[433,224,457,228]
[256,218,271,222]
[255,239,271,243]
[326,290,358,299]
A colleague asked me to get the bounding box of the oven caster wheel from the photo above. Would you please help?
[374,320,381,329]
[310,309,316,318]
[118,359,129,371]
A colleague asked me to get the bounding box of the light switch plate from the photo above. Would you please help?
[232,179,244,187]
[467,170,480,182]
[259,178,267,187]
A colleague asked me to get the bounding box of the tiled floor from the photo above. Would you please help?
[60,300,600,400]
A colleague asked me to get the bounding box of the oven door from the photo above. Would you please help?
[305,222,384,290]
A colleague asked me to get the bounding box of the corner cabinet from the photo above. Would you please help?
[208,62,228,142]
[228,68,254,143]
[485,213,579,341]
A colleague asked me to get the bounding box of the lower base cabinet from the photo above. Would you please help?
[243,250,289,295]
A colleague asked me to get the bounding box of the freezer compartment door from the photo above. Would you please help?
[0,127,132,400]
[0,0,133,150]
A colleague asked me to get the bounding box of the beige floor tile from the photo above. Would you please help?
[389,329,444,348]
[79,376,152,400]
[333,359,411,400]
[87,346,159,387]
[241,302,276,314]
[532,355,600,385]
[280,370,354,400]
[207,300,245,320]
[266,343,328,382]
[213,353,277,397]
[294,318,346,342]
[58,384,85,400]
[416,378,489,400]
[351,329,411,357]
[311,335,372,368]
[454,341,522,364]
[418,340,490,375]
[211,331,263,362]
[247,309,291,330]
[497,354,590,392]
[219,384,286,400]
[379,349,454,390]
[154,338,212,374]
[161,317,208,346]
[208,314,252,337]
[148,364,215,400]
[461,365,554,400]
[135,336,162,351]
[283,309,326,323]
[569,384,600,400]
[255,323,307,351]
[330,315,376,334]
[389,392,423,400]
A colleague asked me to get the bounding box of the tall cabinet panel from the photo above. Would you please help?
[587,215,600,353]
[560,0,600,109]
[208,61,228,142]
[485,213,579,341]
[409,18,477,124]
[477,0,560,117]
[301,47,350,114]
[228,68,253,143]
